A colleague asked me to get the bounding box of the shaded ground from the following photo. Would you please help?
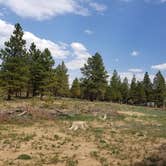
[0,98,166,166]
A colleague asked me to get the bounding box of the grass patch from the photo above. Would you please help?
[59,113,96,121]
[66,157,78,166]
[17,154,32,160]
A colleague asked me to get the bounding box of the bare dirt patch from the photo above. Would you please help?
[118,111,145,117]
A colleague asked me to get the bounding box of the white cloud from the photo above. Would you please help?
[161,0,166,2]
[66,42,91,70]
[128,68,143,73]
[131,50,140,57]
[66,58,87,70]
[0,19,71,59]
[151,63,166,71]
[0,19,91,68]
[70,42,91,59]
[84,29,93,35]
[25,32,70,59]
[0,0,107,20]
[89,2,107,12]
[0,19,13,47]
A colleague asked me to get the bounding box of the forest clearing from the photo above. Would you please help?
[0,98,166,166]
[0,1,166,166]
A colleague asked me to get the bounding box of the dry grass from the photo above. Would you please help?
[0,98,166,166]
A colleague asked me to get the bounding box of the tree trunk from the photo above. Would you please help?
[15,92,18,97]
[7,90,11,100]
[26,90,29,98]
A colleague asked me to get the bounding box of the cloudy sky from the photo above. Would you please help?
[0,0,166,83]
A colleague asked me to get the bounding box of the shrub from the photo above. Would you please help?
[17,154,32,160]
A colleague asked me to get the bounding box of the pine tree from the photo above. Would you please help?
[129,75,137,104]
[28,43,55,98]
[54,61,70,97]
[71,78,81,98]
[143,72,153,102]
[0,23,29,100]
[120,77,129,103]
[135,81,146,105]
[81,53,108,101]
[105,86,112,101]
[39,48,55,98]
[110,70,122,102]
[28,43,43,97]
[153,71,166,107]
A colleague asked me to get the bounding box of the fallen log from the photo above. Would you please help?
[18,111,27,117]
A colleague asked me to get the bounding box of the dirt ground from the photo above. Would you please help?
[0,98,166,166]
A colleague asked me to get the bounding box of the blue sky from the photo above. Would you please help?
[0,0,166,83]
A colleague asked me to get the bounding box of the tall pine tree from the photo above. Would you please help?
[135,81,146,105]
[39,48,55,99]
[28,43,43,97]
[129,75,137,104]
[143,72,153,103]
[0,23,29,100]
[110,70,122,102]
[28,43,55,98]
[71,78,81,98]
[120,77,129,104]
[81,53,108,101]
[153,71,166,107]
[54,61,70,97]
[105,85,112,101]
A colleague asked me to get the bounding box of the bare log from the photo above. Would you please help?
[18,111,27,117]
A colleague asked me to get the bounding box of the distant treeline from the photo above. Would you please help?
[0,23,165,107]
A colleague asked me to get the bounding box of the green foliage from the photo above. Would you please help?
[28,42,42,97]
[120,77,129,103]
[129,76,146,105]
[105,86,112,101]
[17,154,32,160]
[135,81,146,104]
[28,43,55,98]
[0,24,58,100]
[54,61,70,97]
[143,72,153,102]
[49,155,59,164]
[153,71,166,107]
[109,70,122,102]
[81,53,108,101]
[38,48,55,98]
[0,23,29,100]
[129,75,137,104]
[66,157,78,166]
[71,78,81,98]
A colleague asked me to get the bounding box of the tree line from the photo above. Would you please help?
[0,23,165,107]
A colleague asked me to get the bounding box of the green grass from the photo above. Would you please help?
[66,157,78,166]
[58,113,96,121]
[17,154,32,160]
